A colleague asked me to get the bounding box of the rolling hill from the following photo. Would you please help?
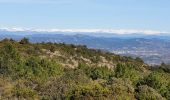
[1,29,170,65]
[0,38,169,100]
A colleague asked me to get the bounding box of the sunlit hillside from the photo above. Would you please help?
[0,38,169,100]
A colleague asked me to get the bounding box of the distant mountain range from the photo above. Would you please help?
[1,28,170,65]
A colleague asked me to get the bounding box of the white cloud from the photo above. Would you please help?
[0,27,168,35]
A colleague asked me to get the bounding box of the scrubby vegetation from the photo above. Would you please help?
[0,38,169,100]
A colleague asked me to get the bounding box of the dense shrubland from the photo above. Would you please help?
[0,38,169,100]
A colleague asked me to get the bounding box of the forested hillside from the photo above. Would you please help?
[0,38,170,100]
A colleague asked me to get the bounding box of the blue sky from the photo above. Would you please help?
[0,0,170,32]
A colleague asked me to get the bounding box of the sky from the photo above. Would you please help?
[0,0,170,32]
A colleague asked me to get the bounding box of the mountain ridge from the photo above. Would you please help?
[1,29,170,65]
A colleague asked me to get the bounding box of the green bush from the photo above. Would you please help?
[136,85,165,100]
[115,63,141,85]
[78,63,114,80]
[19,38,29,44]
[40,69,90,99]
[0,43,22,76]
[144,71,170,99]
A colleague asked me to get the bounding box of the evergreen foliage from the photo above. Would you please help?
[0,39,169,100]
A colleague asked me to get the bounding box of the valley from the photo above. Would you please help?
[1,29,170,65]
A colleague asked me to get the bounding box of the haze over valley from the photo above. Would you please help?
[1,28,170,65]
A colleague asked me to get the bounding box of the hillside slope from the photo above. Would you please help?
[0,38,169,100]
[1,30,170,65]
